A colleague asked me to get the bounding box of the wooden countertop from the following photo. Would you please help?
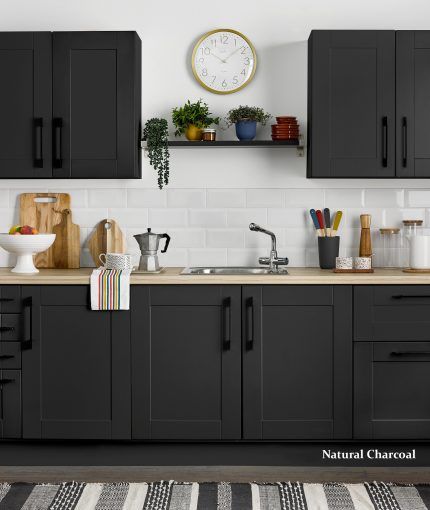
[0,267,429,284]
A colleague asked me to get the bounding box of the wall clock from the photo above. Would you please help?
[191,29,257,94]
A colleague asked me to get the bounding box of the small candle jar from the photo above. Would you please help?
[201,128,216,142]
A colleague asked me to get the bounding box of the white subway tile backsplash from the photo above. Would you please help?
[72,208,109,228]
[325,189,364,208]
[149,208,187,227]
[206,229,245,248]
[159,249,188,267]
[49,189,87,208]
[190,209,226,227]
[227,209,267,227]
[245,227,285,248]
[189,249,227,266]
[342,208,384,229]
[364,189,404,207]
[167,229,205,249]
[285,188,324,207]
[108,208,148,228]
[246,189,284,208]
[207,189,246,208]
[227,249,261,266]
[384,208,425,227]
[0,209,18,232]
[9,188,49,208]
[127,189,167,208]
[167,189,205,208]
[0,190,9,208]
[268,208,309,228]
[88,189,127,208]
[407,190,430,208]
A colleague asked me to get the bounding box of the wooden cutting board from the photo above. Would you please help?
[20,193,75,268]
[88,219,126,267]
[52,209,80,268]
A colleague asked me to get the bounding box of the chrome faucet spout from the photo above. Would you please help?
[249,223,289,273]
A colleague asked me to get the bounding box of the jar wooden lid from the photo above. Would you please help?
[403,220,423,225]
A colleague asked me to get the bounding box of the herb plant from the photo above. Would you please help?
[143,118,170,189]
[225,106,271,127]
[172,99,219,136]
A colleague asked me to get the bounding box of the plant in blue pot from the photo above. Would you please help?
[225,106,271,141]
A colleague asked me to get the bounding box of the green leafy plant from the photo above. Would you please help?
[142,118,170,189]
[172,99,219,136]
[225,105,271,127]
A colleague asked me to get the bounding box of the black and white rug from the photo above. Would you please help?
[1,481,429,509]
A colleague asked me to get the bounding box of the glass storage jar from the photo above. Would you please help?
[379,228,401,267]
[402,220,423,268]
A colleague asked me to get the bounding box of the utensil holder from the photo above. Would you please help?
[318,236,340,269]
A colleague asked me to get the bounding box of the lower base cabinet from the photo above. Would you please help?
[0,370,21,438]
[22,286,131,440]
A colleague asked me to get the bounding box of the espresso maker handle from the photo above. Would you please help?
[161,233,171,253]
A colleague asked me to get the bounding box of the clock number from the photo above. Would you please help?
[240,68,246,76]
[201,68,208,77]
[200,47,210,55]
[232,75,239,85]
[240,46,247,54]
[244,57,250,65]
[199,57,204,64]
[211,75,216,84]
[220,35,228,44]
[222,80,227,88]
[210,39,217,47]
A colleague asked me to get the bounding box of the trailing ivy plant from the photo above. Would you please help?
[172,99,219,136]
[225,105,271,128]
[143,118,170,189]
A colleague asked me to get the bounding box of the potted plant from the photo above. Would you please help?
[172,99,219,141]
[225,105,271,141]
[142,118,170,189]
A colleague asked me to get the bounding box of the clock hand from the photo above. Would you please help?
[224,46,242,62]
[210,52,227,64]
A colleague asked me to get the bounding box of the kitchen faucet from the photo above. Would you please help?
[249,223,289,273]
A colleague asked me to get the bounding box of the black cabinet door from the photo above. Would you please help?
[308,30,395,178]
[52,32,141,178]
[243,286,352,440]
[0,33,52,178]
[0,370,21,439]
[22,286,131,439]
[396,31,430,177]
[355,342,430,439]
[131,286,241,440]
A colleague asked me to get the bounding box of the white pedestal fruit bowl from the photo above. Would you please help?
[0,234,56,273]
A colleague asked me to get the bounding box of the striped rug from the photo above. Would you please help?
[0,481,429,509]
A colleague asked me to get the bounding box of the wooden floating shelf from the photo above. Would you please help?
[141,139,304,156]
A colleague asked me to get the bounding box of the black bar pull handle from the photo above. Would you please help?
[382,116,388,167]
[402,117,407,168]
[0,378,15,385]
[0,327,14,332]
[222,297,231,351]
[246,297,254,350]
[391,351,430,356]
[0,355,14,360]
[53,118,63,168]
[34,118,43,168]
[392,294,430,299]
[0,298,13,303]
[21,296,33,350]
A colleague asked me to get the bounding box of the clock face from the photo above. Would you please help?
[192,29,257,94]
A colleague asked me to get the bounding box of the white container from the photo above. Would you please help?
[0,234,56,273]
[410,235,430,269]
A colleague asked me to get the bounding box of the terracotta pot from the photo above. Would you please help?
[185,125,203,141]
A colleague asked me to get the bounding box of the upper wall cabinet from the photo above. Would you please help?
[0,32,141,179]
[308,31,396,178]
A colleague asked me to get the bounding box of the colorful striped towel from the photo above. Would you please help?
[90,268,131,310]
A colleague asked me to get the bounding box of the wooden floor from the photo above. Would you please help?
[0,466,429,483]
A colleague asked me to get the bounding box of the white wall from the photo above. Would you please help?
[1,0,430,267]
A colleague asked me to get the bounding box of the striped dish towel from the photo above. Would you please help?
[90,269,131,310]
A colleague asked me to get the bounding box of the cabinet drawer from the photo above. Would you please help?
[0,314,22,341]
[0,287,21,313]
[355,342,430,439]
[0,343,21,369]
[355,286,430,341]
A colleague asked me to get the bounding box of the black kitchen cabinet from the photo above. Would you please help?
[0,31,141,179]
[131,286,241,440]
[22,286,131,439]
[52,32,141,178]
[242,286,352,440]
[355,342,430,439]
[308,30,395,178]
[0,370,21,439]
[396,31,430,177]
[0,33,52,178]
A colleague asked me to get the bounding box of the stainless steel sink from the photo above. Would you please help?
[181,267,288,275]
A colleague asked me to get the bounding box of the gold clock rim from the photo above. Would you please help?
[191,28,257,95]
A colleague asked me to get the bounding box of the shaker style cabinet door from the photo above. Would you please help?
[0,33,52,178]
[308,30,395,178]
[242,286,352,440]
[21,286,131,439]
[131,286,241,440]
[52,32,141,178]
[396,31,430,177]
